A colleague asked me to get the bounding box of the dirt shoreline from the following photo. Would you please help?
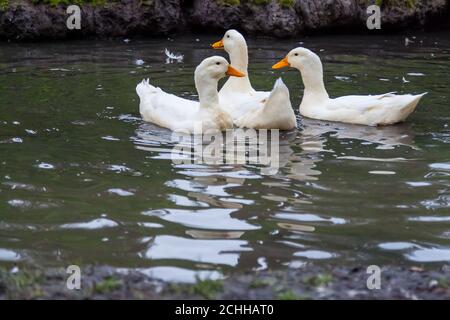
[1,264,449,299]
[0,0,449,41]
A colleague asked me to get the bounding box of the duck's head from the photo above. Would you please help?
[195,56,245,80]
[211,30,247,53]
[272,47,320,71]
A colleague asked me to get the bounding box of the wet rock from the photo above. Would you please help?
[190,0,449,36]
[0,0,185,40]
[370,0,448,28]
[189,0,301,37]
[189,0,242,32]
[241,1,301,37]
[0,0,449,40]
[295,0,360,31]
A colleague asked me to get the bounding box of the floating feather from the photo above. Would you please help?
[164,48,184,64]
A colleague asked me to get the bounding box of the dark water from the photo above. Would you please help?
[0,33,449,282]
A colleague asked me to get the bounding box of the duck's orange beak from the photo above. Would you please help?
[226,65,245,77]
[212,39,224,49]
[272,57,290,69]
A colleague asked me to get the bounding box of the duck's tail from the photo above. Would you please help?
[136,78,158,100]
[136,78,161,115]
[405,92,427,112]
[267,78,290,104]
[415,92,428,100]
[136,79,159,114]
[394,92,427,124]
[264,78,297,129]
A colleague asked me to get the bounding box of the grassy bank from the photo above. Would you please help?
[1,264,450,299]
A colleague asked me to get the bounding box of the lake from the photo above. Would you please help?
[0,32,449,282]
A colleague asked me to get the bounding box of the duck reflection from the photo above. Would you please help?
[301,118,417,150]
[131,122,321,269]
[132,117,416,272]
[134,121,327,182]
[142,208,259,231]
[142,235,251,267]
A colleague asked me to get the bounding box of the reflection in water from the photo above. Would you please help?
[186,230,245,239]
[142,208,260,231]
[275,213,346,225]
[301,118,417,150]
[406,248,450,262]
[143,235,251,266]
[137,266,222,283]
[0,249,21,262]
[132,121,333,270]
[130,97,450,270]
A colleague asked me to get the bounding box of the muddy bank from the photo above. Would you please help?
[0,0,449,40]
[1,264,450,299]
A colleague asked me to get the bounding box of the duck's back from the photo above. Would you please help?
[234,78,296,130]
[311,93,426,126]
[137,80,200,130]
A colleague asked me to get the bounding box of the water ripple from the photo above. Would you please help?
[143,235,252,266]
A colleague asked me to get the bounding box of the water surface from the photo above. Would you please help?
[0,33,449,282]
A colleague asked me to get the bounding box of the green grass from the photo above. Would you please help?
[437,277,449,289]
[249,278,272,289]
[31,0,112,6]
[247,0,295,7]
[278,0,295,8]
[0,0,8,10]
[189,278,223,299]
[0,267,45,299]
[250,0,271,5]
[374,0,416,8]
[218,0,240,5]
[169,278,224,299]
[276,290,303,300]
[94,276,122,294]
[304,273,333,287]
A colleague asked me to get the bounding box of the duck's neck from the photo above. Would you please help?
[222,45,253,93]
[299,60,329,107]
[195,74,220,109]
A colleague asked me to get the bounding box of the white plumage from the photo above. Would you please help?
[136,56,242,133]
[212,30,297,130]
[273,47,427,126]
[234,78,297,130]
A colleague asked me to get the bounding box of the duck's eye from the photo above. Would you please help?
[294,53,299,56]
[227,35,230,38]
[216,62,220,65]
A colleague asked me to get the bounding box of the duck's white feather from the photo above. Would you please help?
[303,93,427,126]
[285,47,427,126]
[136,57,233,133]
[217,30,296,130]
[136,79,198,131]
[219,90,269,120]
[235,78,297,130]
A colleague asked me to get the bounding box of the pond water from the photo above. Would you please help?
[0,32,449,282]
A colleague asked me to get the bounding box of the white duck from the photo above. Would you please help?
[136,56,245,133]
[272,47,427,126]
[212,30,296,130]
